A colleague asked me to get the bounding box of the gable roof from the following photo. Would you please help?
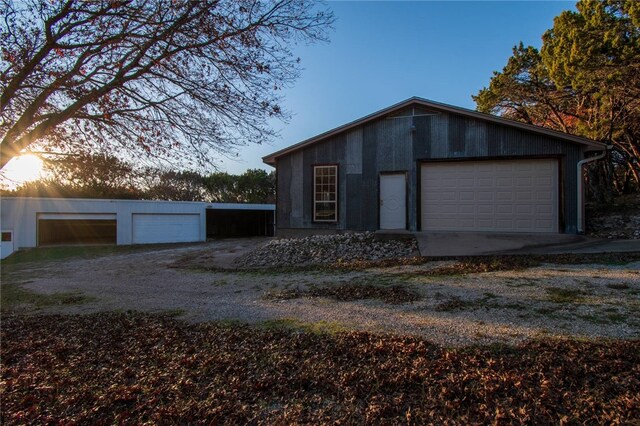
[262,96,606,165]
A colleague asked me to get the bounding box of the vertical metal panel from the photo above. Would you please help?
[407,157,418,231]
[413,115,431,159]
[289,151,304,228]
[346,174,363,229]
[465,119,488,156]
[448,114,466,156]
[361,122,379,230]
[338,165,347,229]
[377,117,412,171]
[563,145,581,233]
[430,114,449,158]
[302,148,313,225]
[345,128,363,175]
[276,157,291,228]
[296,135,347,229]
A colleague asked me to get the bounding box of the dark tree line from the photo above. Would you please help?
[1,153,275,203]
[474,0,640,199]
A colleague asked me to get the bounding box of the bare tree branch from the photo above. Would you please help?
[0,0,334,169]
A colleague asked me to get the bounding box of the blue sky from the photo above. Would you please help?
[221,0,576,174]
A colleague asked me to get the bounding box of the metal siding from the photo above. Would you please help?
[408,160,418,231]
[448,114,466,156]
[465,119,488,157]
[276,157,291,228]
[413,115,431,159]
[338,165,347,229]
[345,128,363,174]
[346,174,363,229]
[289,152,304,228]
[361,122,379,230]
[345,127,364,229]
[274,109,585,234]
[295,136,347,229]
[430,114,449,158]
[377,117,412,171]
[563,146,581,233]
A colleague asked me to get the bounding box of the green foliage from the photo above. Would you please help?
[203,169,275,203]
[264,280,421,304]
[144,170,207,201]
[545,287,588,303]
[5,153,143,199]
[0,245,164,267]
[1,153,275,203]
[475,0,640,195]
[1,283,95,312]
[475,43,561,128]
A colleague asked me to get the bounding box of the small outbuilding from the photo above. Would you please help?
[0,197,274,258]
[263,97,606,236]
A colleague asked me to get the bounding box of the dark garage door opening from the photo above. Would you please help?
[207,209,274,238]
[38,219,117,246]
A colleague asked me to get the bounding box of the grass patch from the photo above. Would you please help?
[157,308,186,318]
[606,312,627,323]
[577,312,627,325]
[534,307,560,318]
[545,287,586,304]
[506,279,538,288]
[434,297,471,312]
[260,318,348,334]
[2,243,201,267]
[607,283,630,290]
[1,283,96,312]
[434,294,525,312]
[174,251,640,276]
[265,281,421,304]
[212,319,246,328]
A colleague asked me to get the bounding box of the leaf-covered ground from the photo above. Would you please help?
[1,313,638,424]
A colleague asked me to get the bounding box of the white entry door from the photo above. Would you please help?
[379,173,406,230]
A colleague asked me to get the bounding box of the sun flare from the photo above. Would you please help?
[1,154,45,187]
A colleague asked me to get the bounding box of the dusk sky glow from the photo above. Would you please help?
[225,0,575,174]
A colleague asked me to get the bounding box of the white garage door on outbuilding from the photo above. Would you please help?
[132,213,200,244]
[421,159,559,233]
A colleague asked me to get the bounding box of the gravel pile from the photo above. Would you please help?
[234,232,418,268]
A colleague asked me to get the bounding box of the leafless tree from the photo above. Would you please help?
[0,0,333,169]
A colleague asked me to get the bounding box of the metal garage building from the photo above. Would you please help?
[263,97,606,236]
[0,197,274,258]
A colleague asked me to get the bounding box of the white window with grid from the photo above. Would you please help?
[313,165,337,222]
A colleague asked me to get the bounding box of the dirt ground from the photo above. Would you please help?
[2,239,639,346]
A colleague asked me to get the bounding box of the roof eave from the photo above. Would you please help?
[262,97,606,164]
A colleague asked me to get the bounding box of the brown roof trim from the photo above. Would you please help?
[262,97,606,165]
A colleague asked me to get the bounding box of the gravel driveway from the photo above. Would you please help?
[3,239,639,346]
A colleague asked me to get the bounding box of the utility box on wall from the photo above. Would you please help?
[1,230,14,259]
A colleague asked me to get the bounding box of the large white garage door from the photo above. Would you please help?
[421,159,558,233]
[132,214,200,244]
